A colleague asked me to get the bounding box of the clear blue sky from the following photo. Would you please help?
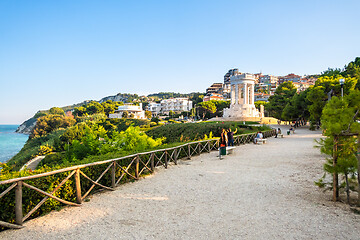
[1,0,359,124]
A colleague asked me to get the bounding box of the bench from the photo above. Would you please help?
[226,146,236,154]
[256,138,267,144]
[218,146,236,159]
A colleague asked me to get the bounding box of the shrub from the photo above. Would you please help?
[146,121,268,143]
[31,115,75,139]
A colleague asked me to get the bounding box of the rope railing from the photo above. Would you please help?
[0,129,276,229]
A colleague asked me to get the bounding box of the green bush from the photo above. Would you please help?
[146,121,269,143]
[8,130,66,170]
[31,114,76,139]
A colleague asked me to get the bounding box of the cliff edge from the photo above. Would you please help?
[16,117,37,135]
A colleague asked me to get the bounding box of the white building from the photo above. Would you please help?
[109,103,146,119]
[146,98,193,115]
[147,102,162,114]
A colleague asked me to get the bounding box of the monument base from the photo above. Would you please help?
[223,104,261,118]
[208,116,279,124]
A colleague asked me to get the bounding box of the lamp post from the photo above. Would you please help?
[339,78,345,98]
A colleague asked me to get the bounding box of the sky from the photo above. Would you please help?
[0,0,359,124]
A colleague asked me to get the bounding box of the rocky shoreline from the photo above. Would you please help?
[15,118,36,135]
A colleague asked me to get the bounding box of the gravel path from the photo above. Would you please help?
[2,126,360,239]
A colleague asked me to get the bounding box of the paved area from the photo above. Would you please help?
[20,156,45,171]
[2,126,360,239]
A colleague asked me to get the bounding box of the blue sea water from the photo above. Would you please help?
[0,125,28,163]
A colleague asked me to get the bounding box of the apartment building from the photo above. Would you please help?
[109,103,146,119]
[206,83,224,95]
[258,75,278,94]
[146,98,193,115]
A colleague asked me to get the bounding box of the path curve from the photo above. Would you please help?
[2,126,360,239]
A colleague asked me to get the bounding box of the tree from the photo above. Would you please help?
[197,101,216,119]
[266,81,297,120]
[190,107,196,118]
[122,111,129,118]
[101,100,117,116]
[31,114,76,138]
[169,110,175,118]
[73,106,87,117]
[190,94,204,105]
[321,68,343,77]
[254,101,268,110]
[85,101,104,115]
[282,90,310,121]
[145,110,152,119]
[212,100,230,116]
[34,111,47,119]
[49,107,65,116]
[317,90,360,203]
[306,76,357,127]
[343,57,360,90]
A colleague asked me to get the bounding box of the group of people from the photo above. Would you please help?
[219,128,237,147]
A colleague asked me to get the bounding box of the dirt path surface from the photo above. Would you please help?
[2,126,360,239]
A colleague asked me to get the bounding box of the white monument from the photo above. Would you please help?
[223,73,262,118]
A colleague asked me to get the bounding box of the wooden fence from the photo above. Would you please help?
[0,129,276,229]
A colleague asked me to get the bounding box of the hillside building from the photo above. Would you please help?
[146,98,193,116]
[206,83,224,95]
[109,103,146,119]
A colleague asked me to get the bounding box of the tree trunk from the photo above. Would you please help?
[357,134,360,206]
[333,136,339,202]
[345,172,350,204]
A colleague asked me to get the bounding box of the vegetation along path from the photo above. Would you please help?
[2,126,360,239]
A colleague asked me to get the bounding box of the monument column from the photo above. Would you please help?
[234,84,239,104]
[244,83,247,104]
[250,83,254,104]
[231,85,235,105]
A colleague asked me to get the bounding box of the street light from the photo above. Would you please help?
[339,78,345,98]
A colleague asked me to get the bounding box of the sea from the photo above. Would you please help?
[0,125,28,163]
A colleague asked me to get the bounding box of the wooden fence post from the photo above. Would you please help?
[135,156,139,179]
[111,161,116,188]
[208,140,211,153]
[75,168,82,204]
[174,149,178,165]
[150,153,154,172]
[15,181,23,225]
[333,135,339,201]
[188,143,191,160]
[165,151,168,169]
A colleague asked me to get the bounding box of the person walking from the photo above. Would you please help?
[227,128,237,146]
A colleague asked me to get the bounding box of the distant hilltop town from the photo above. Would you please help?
[204,69,317,102]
